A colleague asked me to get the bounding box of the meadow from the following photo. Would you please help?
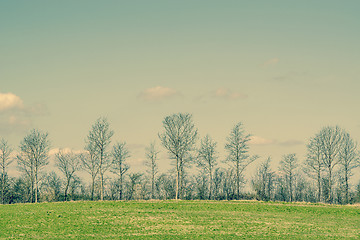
[0,200,359,239]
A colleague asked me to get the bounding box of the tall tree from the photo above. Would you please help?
[0,138,13,204]
[111,142,130,200]
[80,142,100,200]
[279,153,298,202]
[225,122,258,199]
[159,113,198,200]
[317,126,344,203]
[55,149,81,201]
[86,117,114,200]
[338,132,359,204]
[304,134,324,202]
[144,141,159,199]
[17,129,50,203]
[197,135,217,200]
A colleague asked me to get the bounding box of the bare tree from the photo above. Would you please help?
[17,129,50,203]
[197,135,217,200]
[80,142,100,200]
[304,134,324,202]
[144,141,159,199]
[159,113,198,200]
[155,173,176,200]
[338,132,359,204]
[86,117,114,200]
[279,153,298,202]
[11,177,32,203]
[212,168,225,199]
[127,173,143,200]
[317,126,344,203]
[252,157,275,201]
[55,149,81,201]
[0,138,13,204]
[41,171,62,202]
[225,122,258,199]
[111,142,130,200]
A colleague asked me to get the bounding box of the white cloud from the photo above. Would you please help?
[129,157,146,168]
[214,88,228,97]
[49,148,86,156]
[0,92,24,111]
[7,115,30,126]
[0,92,48,135]
[263,58,279,66]
[138,86,180,101]
[128,143,145,149]
[249,136,276,145]
[213,88,247,100]
[249,136,303,146]
[279,140,303,146]
[0,114,30,135]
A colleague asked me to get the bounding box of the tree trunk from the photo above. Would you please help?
[289,172,292,202]
[345,166,349,204]
[180,162,184,199]
[1,166,4,204]
[30,176,34,203]
[317,166,321,202]
[30,164,34,203]
[120,173,123,200]
[328,166,332,203]
[65,179,70,201]
[100,150,104,201]
[91,175,95,200]
[175,157,179,200]
[267,175,272,200]
[100,171,104,201]
[151,168,155,199]
[236,161,240,199]
[34,171,38,203]
[209,169,212,200]
[1,178,4,204]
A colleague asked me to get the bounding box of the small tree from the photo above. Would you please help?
[225,122,258,199]
[10,177,30,203]
[338,132,359,204]
[111,142,130,200]
[159,113,198,199]
[86,117,114,200]
[197,135,217,200]
[41,171,62,202]
[304,134,324,202]
[317,126,344,203]
[212,168,225,200]
[155,173,176,200]
[252,157,275,201]
[0,138,13,204]
[144,141,159,199]
[127,173,143,200]
[80,142,100,200]
[17,129,50,203]
[55,149,81,201]
[279,153,298,202]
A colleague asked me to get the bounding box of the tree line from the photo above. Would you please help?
[1,113,360,204]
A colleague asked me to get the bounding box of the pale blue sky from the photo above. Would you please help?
[1,1,360,175]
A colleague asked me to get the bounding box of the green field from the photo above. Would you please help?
[0,200,359,239]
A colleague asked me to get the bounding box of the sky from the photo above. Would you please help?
[1,1,360,181]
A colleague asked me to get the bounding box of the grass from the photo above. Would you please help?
[0,200,359,239]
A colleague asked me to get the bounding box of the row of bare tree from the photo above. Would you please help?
[1,113,359,204]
